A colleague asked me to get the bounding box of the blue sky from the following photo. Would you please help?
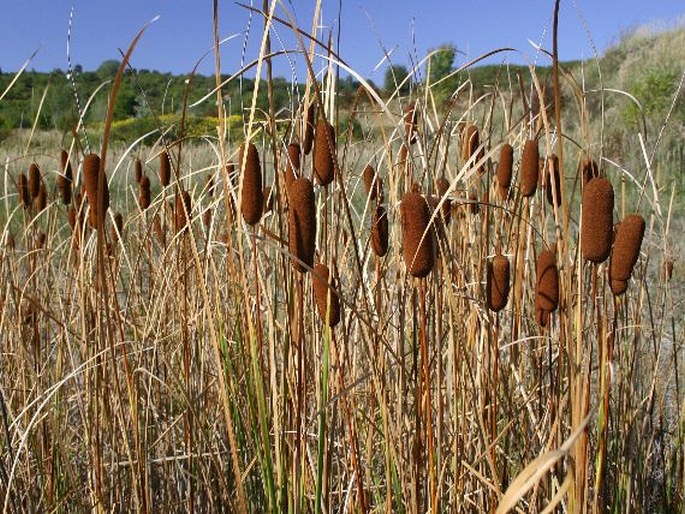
[2,1,683,81]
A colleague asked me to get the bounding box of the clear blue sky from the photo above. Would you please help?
[2,1,683,81]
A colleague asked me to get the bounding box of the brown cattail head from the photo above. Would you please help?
[68,205,77,230]
[313,263,341,327]
[581,177,614,263]
[203,208,212,227]
[497,143,514,191]
[371,205,389,257]
[134,158,143,183]
[436,175,451,225]
[36,232,46,250]
[83,153,109,229]
[153,214,166,246]
[58,150,73,205]
[289,177,316,273]
[5,232,15,251]
[486,253,510,312]
[18,173,31,208]
[160,150,171,187]
[400,192,435,278]
[28,163,41,199]
[139,175,151,210]
[240,142,263,226]
[285,142,301,191]
[313,119,336,186]
[545,154,562,207]
[663,259,674,282]
[535,248,559,326]
[405,102,418,144]
[609,214,645,295]
[35,183,47,212]
[363,164,379,201]
[520,139,539,197]
[582,157,600,188]
[175,191,192,232]
[303,102,316,155]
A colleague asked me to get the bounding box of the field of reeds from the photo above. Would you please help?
[0,1,683,512]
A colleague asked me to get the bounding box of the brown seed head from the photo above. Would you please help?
[153,214,165,246]
[58,150,73,205]
[313,263,341,327]
[134,158,143,183]
[536,249,559,323]
[83,153,109,229]
[371,205,389,257]
[289,177,316,273]
[497,143,514,190]
[139,175,151,210]
[662,259,674,282]
[436,175,451,224]
[203,208,212,227]
[520,139,539,197]
[5,232,15,251]
[160,150,171,187]
[240,143,263,225]
[400,192,435,278]
[609,214,645,294]
[487,254,510,312]
[581,177,614,263]
[363,164,378,201]
[303,102,316,155]
[18,173,31,208]
[36,232,46,250]
[28,163,41,199]
[285,142,301,191]
[313,119,336,186]
[35,183,47,212]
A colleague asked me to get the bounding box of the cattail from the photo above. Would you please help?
[28,163,41,199]
[240,143,263,226]
[160,150,171,187]
[36,232,46,250]
[153,214,165,246]
[520,139,539,197]
[17,173,30,208]
[303,102,316,155]
[436,175,451,225]
[363,164,378,201]
[400,192,435,278]
[289,177,316,272]
[68,205,77,229]
[582,177,614,263]
[83,153,109,228]
[405,102,418,144]
[535,248,559,327]
[313,263,341,327]
[35,183,47,212]
[134,158,143,183]
[371,205,389,257]
[58,149,73,205]
[545,154,562,207]
[609,214,645,295]
[285,142,301,191]
[497,143,513,192]
[486,254,510,312]
[203,208,212,227]
[582,157,599,188]
[175,191,192,232]
[139,176,151,210]
[5,232,15,251]
[313,119,336,186]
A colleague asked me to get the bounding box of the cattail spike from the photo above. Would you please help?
[240,143,263,226]
[289,177,316,273]
[582,177,614,263]
[520,139,539,197]
[313,263,341,327]
[609,214,645,295]
[313,119,336,186]
[371,205,389,257]
[400,192,435,278]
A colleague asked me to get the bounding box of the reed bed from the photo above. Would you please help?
[0,1,682,513]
